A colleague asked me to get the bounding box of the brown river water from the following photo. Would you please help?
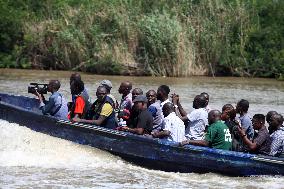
[0,69,284,188]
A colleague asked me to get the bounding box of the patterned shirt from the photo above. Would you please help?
[269,127,284,156]
[119,93,132,112]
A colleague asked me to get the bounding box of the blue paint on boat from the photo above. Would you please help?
[0,93,283,176]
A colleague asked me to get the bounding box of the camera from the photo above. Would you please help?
[28,83,48,94]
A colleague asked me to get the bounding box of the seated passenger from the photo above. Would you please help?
[35,80,68,120]
[181,110,232,150]
[157,85,171,108]
[146,90,163,131]
[266,111,278,126]
[238,114,271,155]
[73,86,116,129]
[121,95,153,135]
[132,88,143,102]
[68,79,88,120]
[152,102,185,142]
[99,79,118,109]
[268,113,284,157]
[173,95,208,140]
[221,104,242,151]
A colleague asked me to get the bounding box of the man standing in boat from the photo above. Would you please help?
[70,73,90,106]
[181,110,232,150]
[117,81,133,126]
[68,79,89,120]
[72,86,117,129]
[35,80,68,120]
[236,99,254,141]
[172,94,208,140]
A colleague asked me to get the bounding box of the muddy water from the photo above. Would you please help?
[0,69,283,188]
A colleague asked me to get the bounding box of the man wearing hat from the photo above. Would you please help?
[121,95,153,135]
[99,80,118,109]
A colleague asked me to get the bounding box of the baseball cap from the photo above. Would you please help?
[99,80,112,91]
[133,95,148,103]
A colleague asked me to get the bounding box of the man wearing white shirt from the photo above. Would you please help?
[172,94,208,140]
[152,102,185,142]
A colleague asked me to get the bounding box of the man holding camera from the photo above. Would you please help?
[35,80,68,120]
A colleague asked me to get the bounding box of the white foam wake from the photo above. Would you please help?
[0,119,124,169]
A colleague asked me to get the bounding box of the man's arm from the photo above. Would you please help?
[152,130,170,138]
[181,139,209,147]
[40,94,55,115]
[74,115,107,126]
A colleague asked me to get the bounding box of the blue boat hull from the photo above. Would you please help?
[0,93,284,176]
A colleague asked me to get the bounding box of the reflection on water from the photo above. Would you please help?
[0,69,284,188]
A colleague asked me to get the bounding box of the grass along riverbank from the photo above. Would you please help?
[0,0,283,78]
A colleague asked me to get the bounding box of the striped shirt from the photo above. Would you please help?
[270,127,284,156]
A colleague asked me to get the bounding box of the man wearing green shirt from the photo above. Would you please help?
[181,110,232,150]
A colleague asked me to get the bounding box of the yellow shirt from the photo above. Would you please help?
[100,103,113,117]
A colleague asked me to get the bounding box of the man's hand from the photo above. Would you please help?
[171,93,180,105]
[72,117,81,122]
[120,126,130,132]
[180,140,189,146]
[151,131,159,138]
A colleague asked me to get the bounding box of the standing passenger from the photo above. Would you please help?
[70,73,90,106]
[200,92,211,113]
[69,79,90,120]
[236,99,254,141]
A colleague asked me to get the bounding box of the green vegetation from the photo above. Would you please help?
[0,0,283,78]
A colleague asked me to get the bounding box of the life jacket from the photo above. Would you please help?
[86,96,116,129]
[69,93,90,119]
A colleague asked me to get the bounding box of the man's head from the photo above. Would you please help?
[48,80,61,93]
[99,80,112,94]
[200,92,209,106]
[118,81,132,95]
[96,86,108,102]
[70,73,81,85]
[266,111,278,125]
[132,95,148,111]
[162,102,174,117]
[70,79,84,95]
[157,85,170,101]
[146,90,157,105]
[192,95,207,109]
[132,88,143,101]
[208,110,221,125]
[268,113,283,134]
[252,114,265,130]
[236,99,249,114]
[221,104,236,121]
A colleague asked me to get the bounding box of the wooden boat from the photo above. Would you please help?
[0,92,283,176]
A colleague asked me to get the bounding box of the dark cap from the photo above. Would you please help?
[133,95,148,103]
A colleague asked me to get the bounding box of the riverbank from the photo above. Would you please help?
[0,1,283,78]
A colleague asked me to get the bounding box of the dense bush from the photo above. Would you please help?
[0,0,283,78]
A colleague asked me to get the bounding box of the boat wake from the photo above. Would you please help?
[0,119,124,169]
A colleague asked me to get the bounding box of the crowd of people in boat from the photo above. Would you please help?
[34,73,284,158]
